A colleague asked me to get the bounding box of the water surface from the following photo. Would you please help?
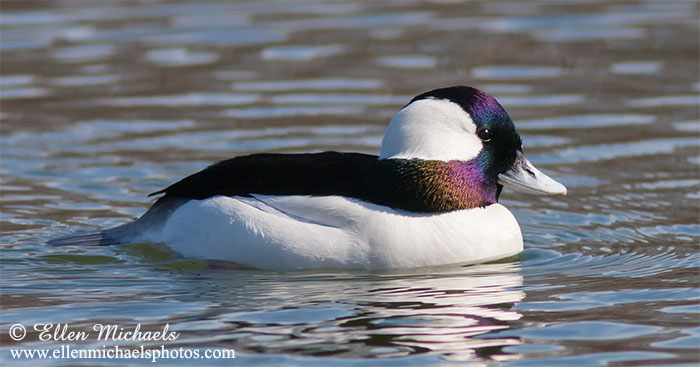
[1,1,699,366]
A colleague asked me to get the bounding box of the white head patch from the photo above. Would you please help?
[379,98,483,161]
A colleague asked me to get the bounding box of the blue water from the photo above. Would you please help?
[1,1,698,366]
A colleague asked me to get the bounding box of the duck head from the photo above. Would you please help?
[379,86,567,201]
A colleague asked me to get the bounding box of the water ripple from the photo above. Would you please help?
[232,78,382,92]
[472,65,563,79]
[532,138,699,164]
[627,95,700,107]
[145,48,218,67]
[520,249,698,278]
[94,93,260,107]
[376,55,437,69]
[261,45,344,61]
[517,114,655,130]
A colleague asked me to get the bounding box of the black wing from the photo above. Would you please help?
[150,151,380,200]
[150,151,489,213]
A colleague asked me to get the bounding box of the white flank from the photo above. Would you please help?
[379,98,483,161]
[157,195,523,270]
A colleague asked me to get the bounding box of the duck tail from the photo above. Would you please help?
[47,196,188,247]
[48,223,133,246]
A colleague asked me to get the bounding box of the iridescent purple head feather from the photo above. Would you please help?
[406,86,524,207]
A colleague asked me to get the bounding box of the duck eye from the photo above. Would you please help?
[477,127,492,142]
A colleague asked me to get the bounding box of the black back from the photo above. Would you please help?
[150,152,494,213]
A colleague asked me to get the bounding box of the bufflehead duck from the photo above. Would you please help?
[51,86,566,270]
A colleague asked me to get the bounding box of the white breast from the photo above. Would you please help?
[154,195,523,270]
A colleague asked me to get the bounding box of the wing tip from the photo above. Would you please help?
[147,190,165,198]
